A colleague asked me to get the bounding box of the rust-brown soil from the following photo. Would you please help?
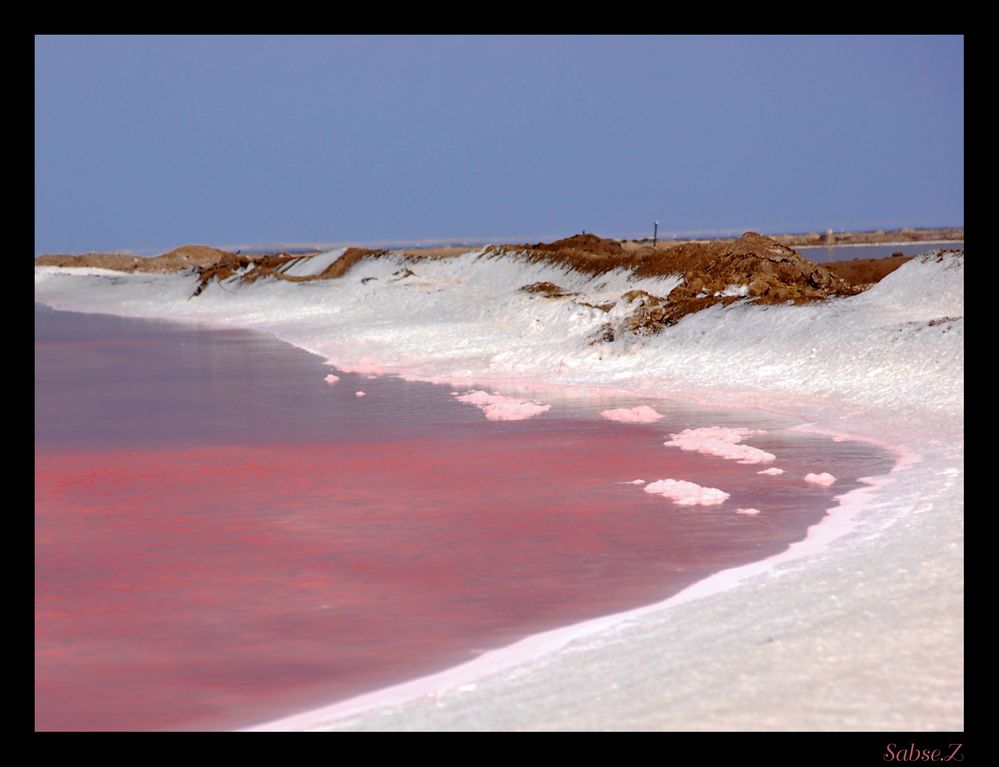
[497,232,860,331]
[35,244,236,273]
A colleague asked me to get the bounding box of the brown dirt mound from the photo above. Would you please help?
[35,244,237,274]
[495,232,860,333]
[529,233,626,258]
[34,252,147,271]
[490,233,631,276]
[633,232,849,290]
[640,234,857,331]
[150,244,234,270]
[495,232,855,295]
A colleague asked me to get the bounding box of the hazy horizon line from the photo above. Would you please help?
[35,223,965,258]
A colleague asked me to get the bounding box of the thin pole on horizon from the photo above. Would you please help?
[653,221,659,248]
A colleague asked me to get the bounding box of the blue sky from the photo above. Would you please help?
[35,35,963,254]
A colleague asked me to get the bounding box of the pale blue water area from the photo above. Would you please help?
[798,242,963,263]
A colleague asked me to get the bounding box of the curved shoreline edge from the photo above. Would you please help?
[34,252,963,731]
[245,427,917,732]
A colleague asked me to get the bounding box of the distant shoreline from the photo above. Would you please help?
[620,227,963,250]
[797,239,963,249]
[35,227,963,261]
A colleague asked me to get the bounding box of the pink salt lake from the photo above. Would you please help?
[34,305,892,731]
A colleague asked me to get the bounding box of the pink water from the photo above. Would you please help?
[34,305,893,731]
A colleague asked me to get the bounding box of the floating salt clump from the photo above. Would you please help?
[454,390,551,421]
[600,406,665,423]
[643,479,730,506]
[664,426,776,464]
[804,472,836,486]
[736,507,762,516]
[323,374,340,384]
[355,391,366,398]
[757,467,784,476]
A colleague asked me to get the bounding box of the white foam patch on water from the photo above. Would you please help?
[323,374,340,384]
[804,472,837,486]
[663,426,776,464]
[453,389,551,421]
[355,391,366,398]
[36,249,964,730]
[643,479,730,506]
[757,467,785,475]
[600,405,665,423]
[736,507,762,516]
